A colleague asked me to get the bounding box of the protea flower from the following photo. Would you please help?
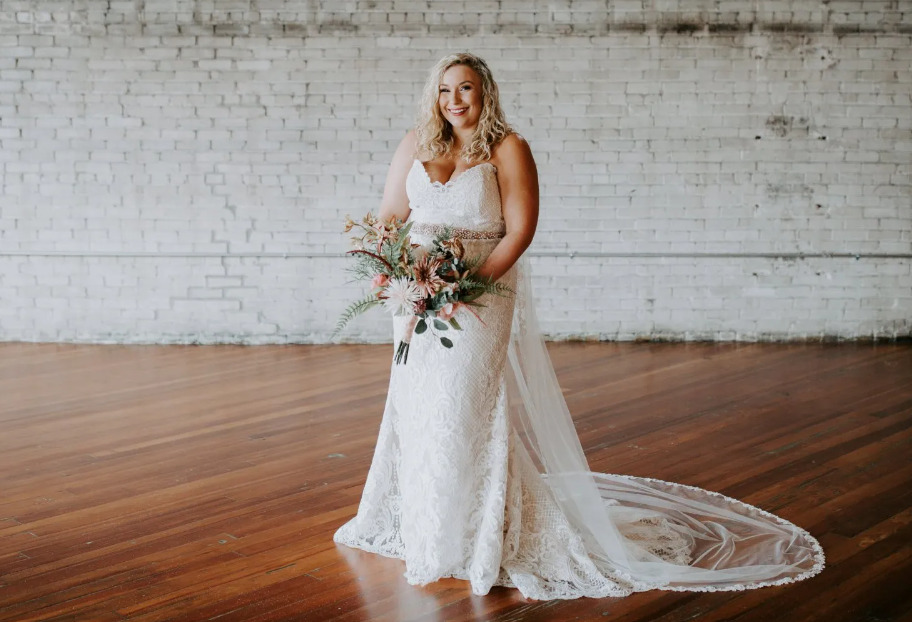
[412,256,446,297]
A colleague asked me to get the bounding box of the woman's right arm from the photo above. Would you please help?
[377,129,418,223]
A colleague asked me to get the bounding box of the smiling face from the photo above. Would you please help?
[437,63,483,132]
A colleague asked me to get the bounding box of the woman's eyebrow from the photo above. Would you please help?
[439,80,473,88]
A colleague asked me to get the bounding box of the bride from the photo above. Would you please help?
[333,52,825,600]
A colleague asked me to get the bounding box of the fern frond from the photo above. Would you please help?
[348,249,393,271]
[459,278,514,297]
[332,295,383,337]
[346,261,379,281]
[347,251,391,277]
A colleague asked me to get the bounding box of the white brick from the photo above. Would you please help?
[0,3,909,344]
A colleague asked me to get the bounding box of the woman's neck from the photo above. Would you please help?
[450,125,475,151]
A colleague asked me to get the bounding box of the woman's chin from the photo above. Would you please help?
[447,116,478,130]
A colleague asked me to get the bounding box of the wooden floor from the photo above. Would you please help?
[0,341,910,622]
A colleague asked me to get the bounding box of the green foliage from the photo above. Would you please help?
[332,294,382,337]
[346,261,380,282]
[457,278,512,304]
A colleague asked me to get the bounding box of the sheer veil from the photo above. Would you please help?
[504,254,826,592]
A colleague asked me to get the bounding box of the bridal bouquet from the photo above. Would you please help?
[333,212,511,364]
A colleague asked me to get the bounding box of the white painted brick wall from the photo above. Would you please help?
[0,1,910,344]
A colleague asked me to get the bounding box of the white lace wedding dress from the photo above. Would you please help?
[333,156,826,600]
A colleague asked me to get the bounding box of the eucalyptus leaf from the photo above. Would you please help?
[433,318,448,331]
[415,318,427,334]
[449,317,461,330]
[440,337,453,348]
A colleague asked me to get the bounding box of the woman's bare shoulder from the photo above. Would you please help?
[492,132,534,169]
[389,128,421,165]
[399,128,418,153]
[495,131,529,153]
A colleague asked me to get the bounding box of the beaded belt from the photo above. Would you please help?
[410,221,505,240]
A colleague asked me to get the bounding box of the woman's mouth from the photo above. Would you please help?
[448,107,468,117]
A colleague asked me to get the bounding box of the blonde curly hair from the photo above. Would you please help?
[414,52,513,164]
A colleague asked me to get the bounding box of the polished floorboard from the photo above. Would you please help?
[0,341,910,622]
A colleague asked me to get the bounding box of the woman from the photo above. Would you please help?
[334,52,825,600]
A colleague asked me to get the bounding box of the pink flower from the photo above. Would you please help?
[412,256,446,297]
[371,273,390,289]
[437,302,459,321]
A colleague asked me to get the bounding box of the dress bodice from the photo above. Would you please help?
[405,159,505,235]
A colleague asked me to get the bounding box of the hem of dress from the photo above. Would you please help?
[333,531,498,596]
[333,467,829,599]
[607,472,827,592]
[334,531,633,600]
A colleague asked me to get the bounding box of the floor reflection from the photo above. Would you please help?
[334,544,529,621]
[335,543,446,621]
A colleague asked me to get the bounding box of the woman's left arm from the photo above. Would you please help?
[474,134,539,283]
